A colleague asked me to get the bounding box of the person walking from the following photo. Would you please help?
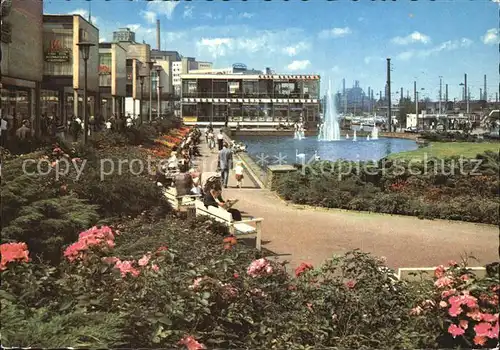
[217,130,224,151]
[218,141,233,188]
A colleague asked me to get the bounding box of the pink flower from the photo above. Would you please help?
[247,258,273,278]
[490,321,499,339]
[178,335,206,350]
[345,280,357,289]
[138,254,151,267]
[306,302,314,311]
[422,299,435,308]
[473,336,487,346]
[434,265,446,278]
[448,260,458,267]
[151,264,160,272]
[459,320,469,330]
[459,274,469,281]
[441,289,456,298]
[482,313,498,322]
[71,157,81,163]
[233,273,239,279]
[439,300,448,308]
[0,242,30,270]
[221,284,238,299]
[410,306,423,316]
[448,305,463,317]
[190,277,204,290]
[114,260,140,278]
[467,309,483,321]
[102,256,120,265]
[448,324,465,338]
[249,288,266,297]
[64,226,116,262]
[434,276,453,288]
[474,322,492,337]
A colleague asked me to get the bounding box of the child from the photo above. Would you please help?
[234,161,244,188]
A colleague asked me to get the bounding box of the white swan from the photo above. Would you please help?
[314,150,321,161]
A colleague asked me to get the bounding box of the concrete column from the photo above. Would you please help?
[133,98,136,118]
[34,82,41,138]
[112,96,116,115]
[73,89,79,118]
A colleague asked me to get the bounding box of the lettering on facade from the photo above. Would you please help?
[45,39,71,63]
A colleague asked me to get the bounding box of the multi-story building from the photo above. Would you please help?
[98,43,127,119]
[1,0,43,134]
[113,27,135,43]
[180,73,321,126]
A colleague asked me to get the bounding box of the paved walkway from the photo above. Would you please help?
[194,131,499,270]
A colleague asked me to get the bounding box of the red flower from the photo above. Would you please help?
[0,242,30,270]
[233,273,239,279]
[345,280,357,289]
[155,246,168,256]
[473,336,487,346]
[178,335,206,350]
[295,262,313,277]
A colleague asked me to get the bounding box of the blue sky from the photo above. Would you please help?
[45,0,499,101]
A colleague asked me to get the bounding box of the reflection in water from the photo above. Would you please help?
[234,135,417,168]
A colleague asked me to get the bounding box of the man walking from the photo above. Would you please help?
[217,130,224,151]
[218,141,233,188]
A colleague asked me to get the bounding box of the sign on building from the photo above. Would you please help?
[45,39,70,62]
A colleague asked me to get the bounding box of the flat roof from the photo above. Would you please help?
[181,73,321,80]
[43,14,99,31]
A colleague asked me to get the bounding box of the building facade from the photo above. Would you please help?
[99,43,127,118]
[41,15,99,124]
[180,73,321,126]
[1,0,43,133]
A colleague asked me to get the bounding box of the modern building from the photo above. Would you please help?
[1,0,43,133]
[41,14,99,125]
[112,27,135,43]
[180,73,321,126]
[98,43,127,119]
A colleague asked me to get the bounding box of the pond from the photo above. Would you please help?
[233,135,418,168]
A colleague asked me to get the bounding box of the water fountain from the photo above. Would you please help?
[318,78,341,141]
[371,125,379,140]
[294,123,305,140]
[366,135,371,141]
[353,130,357,141]
[346,133,350,139]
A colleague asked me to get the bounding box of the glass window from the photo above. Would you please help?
[213,80,227,98]
[182,79,197,97]
[303,80,319,99]
[43,26,73,76]
[258,79,273,98]
[213,104,227,121]
[99,53,112,87]
[182,103,197,117]
[2,88,31,129]
[198,103,211,122]
[229,103,242,121]
[242,104,258,121]
[242,80,258,98]
[228,80,241,97]
[274,82,295,98]
[273,103,289,121]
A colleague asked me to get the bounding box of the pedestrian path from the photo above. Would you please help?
[195,130,499,271]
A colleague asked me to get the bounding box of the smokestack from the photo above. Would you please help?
[156,20,161,51]
[400,87,403,103]
[480,88,483,101]
[484,74,487,101]
[445,84,448,103]
[342,79,346,95]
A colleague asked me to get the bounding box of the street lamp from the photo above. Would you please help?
[139,68,147,125]
[77,41,95,144]
[146,60,155,122]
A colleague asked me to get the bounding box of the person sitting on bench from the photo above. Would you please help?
[203,183,242,221]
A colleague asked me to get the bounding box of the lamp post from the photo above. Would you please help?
[77,41,95,144]
[139,70,147,125]
[158,86,163,119]
[155,65,162,119]
[146,60,155,122]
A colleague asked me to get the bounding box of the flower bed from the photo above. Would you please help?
[275,151,500,225]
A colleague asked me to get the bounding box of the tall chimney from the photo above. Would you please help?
[445,84,448,103]
[156,20,161,51]
[484,74,487,101]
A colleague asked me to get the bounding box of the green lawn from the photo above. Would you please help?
[389,142,500,161]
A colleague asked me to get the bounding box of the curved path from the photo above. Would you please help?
[195,132,499,270]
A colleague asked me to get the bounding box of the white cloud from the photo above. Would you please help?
[99,37,106,43]
[282,42,310,56]
[391,31,431,45]
[183,5,194,19]
[126,24,142,33]
[141,11,157,24]
[68,9,97,24]
[204,12,222,20]
[481,28,499,45]
[239,12,254,19]
[318,27,352,39]
[287,60,311,71]
[394,37,473,61]
[331,65,340,73]
[146,0,179,20]
[196,38,234,58]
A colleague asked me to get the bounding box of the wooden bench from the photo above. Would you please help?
[194,199,264,250]
[157,182,201,211]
